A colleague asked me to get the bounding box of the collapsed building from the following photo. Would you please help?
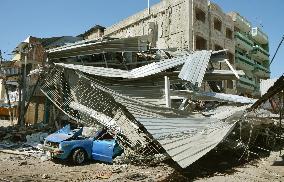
[36,34,258,168]
[0,0,281,170]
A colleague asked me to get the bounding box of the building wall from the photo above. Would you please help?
[105,0,192,50]
[228,12,270,97]
[105,0,234,52]
[105,0,273,96]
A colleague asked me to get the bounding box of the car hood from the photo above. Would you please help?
[45,133,74,143]
[45,125,83,143]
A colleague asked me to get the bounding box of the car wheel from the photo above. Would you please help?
[72,148,86,165]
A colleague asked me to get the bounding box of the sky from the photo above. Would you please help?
[0,0,283,78]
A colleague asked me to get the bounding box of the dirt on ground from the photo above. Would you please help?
[0,120,284,182]
[0,149,283,182]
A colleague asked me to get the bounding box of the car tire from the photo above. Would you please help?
[72,148,86,165]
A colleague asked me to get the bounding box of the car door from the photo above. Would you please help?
[92,139,115,163]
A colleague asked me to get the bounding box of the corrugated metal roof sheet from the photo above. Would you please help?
[193,92,257,104]
[55,54,192,79]
[138,117,237,168]
[171,90,256,104]
[178,50,212,87]
[47,36,148,59]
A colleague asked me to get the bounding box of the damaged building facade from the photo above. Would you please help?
[101,0,270,97]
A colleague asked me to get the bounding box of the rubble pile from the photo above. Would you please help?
[0,123,50,143]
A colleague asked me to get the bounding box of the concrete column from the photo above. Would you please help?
[165,76,171,108]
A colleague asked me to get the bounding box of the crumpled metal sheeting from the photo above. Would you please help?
[83,74,190,119]
[55,54,192,79]
[178,50,212,87]
[40,67,161,153]
[69,101,122,132]
[138,117,236,168]
[47,36,149,59]
[193,92,257,104]
[41,66,245,168]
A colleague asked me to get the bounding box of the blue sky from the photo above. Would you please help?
[0,0,283,78]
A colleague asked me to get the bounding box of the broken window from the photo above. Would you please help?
[195,36,207,50]
[226,28,233,39]
[214,18,222,32]
[195,8,206,23]
[214,44,223,51]
[227,80,233,89]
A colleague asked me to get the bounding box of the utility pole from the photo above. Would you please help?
[0,50,2,65]
[19,51,28,127]
[148,0,150,14]
[270,35,284,66]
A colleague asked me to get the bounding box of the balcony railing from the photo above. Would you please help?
[253,46,269,57]
[251,45,270,61]
[254,64,270,78]
[235,32,253,46]
[255,64,269,72]
[235,52,255,71]
[239,76,255,86]
[235,32,254,51]
[236,52,254,66]
[237,76,255,91]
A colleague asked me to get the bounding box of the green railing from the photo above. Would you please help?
[255,64,270,73]
[235,32,254,47]
[253,46,270,57]
[235,52,255,66]
[239,76,255,86]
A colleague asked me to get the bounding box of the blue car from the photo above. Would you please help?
[43,125,123,165]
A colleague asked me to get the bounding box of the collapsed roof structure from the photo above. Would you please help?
[39,35,256,168]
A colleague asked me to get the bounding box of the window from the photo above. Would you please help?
[227,52,234,64]
[196,36,207,50]
[214,44,223,51]
[195,8,206,23]
[214,18,222,32]
[227,80,233,89]
[226,28,233,39]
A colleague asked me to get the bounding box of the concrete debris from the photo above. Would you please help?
[25,132,48,147]
[41,174,50,179]
[19,160,28,166]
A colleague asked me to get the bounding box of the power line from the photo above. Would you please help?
[270,35,284,66]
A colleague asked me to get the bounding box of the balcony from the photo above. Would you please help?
[233,13,251,33]
[254,64,270,78]
[251,45,270,61]
[251,27,268,44]
[237,76,255,91]
[235,52,255,71]
[235,32,254,51]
